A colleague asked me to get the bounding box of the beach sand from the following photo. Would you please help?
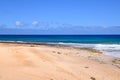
[0,43,120,80]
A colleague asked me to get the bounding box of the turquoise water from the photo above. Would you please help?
[0,35,120,58]
[0,35,120,44]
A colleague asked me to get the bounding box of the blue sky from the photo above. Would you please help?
[0,0,120,34]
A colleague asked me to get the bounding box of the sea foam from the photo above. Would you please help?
[56,42,120,58]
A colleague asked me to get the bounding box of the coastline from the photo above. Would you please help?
[0,42,120,80]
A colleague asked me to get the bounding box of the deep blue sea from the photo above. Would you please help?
[0,35,120,58]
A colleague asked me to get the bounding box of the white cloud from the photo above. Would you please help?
[32,21,39,26]
[15,21,23,27]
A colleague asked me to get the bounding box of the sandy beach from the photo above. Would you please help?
[0,43,120,80]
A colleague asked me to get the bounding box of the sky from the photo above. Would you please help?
[0,0,120,34]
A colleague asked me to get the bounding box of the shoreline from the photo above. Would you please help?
[0,42,120,80]
[0,41,119,58]
[0,42,120,66]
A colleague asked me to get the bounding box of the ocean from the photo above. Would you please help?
[0,35,120,58]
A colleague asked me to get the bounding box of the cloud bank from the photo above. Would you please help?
[0,21,120,34]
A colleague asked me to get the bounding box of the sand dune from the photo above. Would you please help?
[0,43,120,80]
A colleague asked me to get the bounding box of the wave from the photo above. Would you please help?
[94,44,120,51]
[0,40,25,43]
[1,40,120,51]
[56,42,120,50]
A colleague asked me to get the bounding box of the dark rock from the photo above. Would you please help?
[84,66,89,68]
[30,45,35,47]
[57,52,61,54]
[90,77,96,80]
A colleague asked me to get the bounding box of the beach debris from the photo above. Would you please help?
[112,59,120,64]
[57,52,61,54]
[84,66,89,68]
[90,77,96,80]
[80,48,102,54]
[52,51,61,54]
[52,51,56,53]
[30,45,35,47]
